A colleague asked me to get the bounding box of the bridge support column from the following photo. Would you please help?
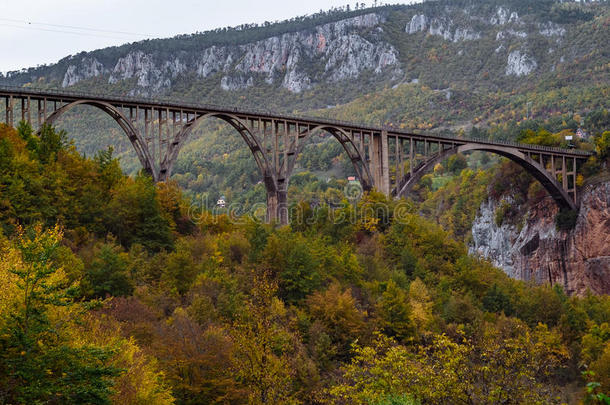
[266,189,288,225]
[370,131,390,196]
[380,131,390,195]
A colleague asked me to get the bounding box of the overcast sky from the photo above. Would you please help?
[1,0,419,73]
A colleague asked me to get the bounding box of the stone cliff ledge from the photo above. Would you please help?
[470,181,610,295]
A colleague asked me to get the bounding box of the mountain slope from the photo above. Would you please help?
[3,1,608,109]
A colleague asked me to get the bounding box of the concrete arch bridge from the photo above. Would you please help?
[0,86,593,224]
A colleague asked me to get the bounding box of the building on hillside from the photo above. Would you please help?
[216,196,226,208]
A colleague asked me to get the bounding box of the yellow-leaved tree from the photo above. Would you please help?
[0,225,175,405]
[327,318,569,404]
[409,277,433,333]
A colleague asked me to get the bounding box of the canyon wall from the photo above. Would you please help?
[471,181,610,295]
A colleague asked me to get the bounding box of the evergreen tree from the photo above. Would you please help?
[0,226,119,404]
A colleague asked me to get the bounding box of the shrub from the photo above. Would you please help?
[494,200,513,227]
[447,154,468,174]
[555,209,578,231]
[595,131,610,161]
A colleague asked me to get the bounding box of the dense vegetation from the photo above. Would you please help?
[1,123,610,404]
[1,1,609,402]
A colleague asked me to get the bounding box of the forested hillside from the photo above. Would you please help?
[1,122,610,404]
[1,1,610,401]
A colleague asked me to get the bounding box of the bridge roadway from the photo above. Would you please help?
[0,85,593,223]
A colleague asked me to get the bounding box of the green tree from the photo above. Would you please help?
[262,232,322,304]
[482,284,514,316]
[447,154,468,174]
[161,240,199,296]
[106,175,173,252]
[281,237,321,303]
[83,243,134,299]
[0,225,120,404]
[595,131,610,161]
[231,270,299,404]
[94,146,123,192]
[377,280,414,341]
[16,120,39,153]
[37,123,67,164]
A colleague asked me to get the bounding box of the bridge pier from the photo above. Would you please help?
[266,189,288,225]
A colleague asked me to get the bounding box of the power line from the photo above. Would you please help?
[0,22,139,40]
[0,18,159,38]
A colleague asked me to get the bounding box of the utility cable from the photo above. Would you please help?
[0,18,158,39]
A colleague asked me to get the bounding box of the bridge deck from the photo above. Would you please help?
[0,85,593,158]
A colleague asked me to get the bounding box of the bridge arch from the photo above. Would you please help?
[164,120,376,223]
[2,87,592,225]
[303,125,374,192]
[164,121,374,193]
[394,143,576,210]
[162,112,276,191]
[163,112,283,221]
[42,100,156,179]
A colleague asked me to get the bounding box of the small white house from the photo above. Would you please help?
[216,196,226,208]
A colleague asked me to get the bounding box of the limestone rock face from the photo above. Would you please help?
[405,6,529,42]
[62,57,106,87]
[324,33,398,81]
[470,197,518,275]
[506,50,537,76]
[224,13,400,92]
[56,12,400,95]
[539,22,566,38]
[196,46,235,78]
[490,7,519,25]
[107,51,186,95]
[496,30,528,40]
[470,182,610,295]
[407,15,482,42]
[407,14,428,34]
[220,75,253,91]
[109,51,157,86]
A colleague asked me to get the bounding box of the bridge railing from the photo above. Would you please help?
[0,84,593,157]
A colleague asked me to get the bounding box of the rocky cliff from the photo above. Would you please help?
[12,13,402,97]
[471,181,610,295]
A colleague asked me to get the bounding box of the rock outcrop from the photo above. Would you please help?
[471,181,610,295]
[62,57,106,87]
[406,14,481,42]
[490,6,519,25]
[59,13,401,95]
[539,22,567,38]
[11,2,595,97]
[407,14,427,34]
[405,5,523,43]
[404,5,558,78]
[505,50,537,76]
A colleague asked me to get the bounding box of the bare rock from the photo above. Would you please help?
[62,57,106,87]
[470,182,610,295]
[506,50,537,76]
[407,14,428,34]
